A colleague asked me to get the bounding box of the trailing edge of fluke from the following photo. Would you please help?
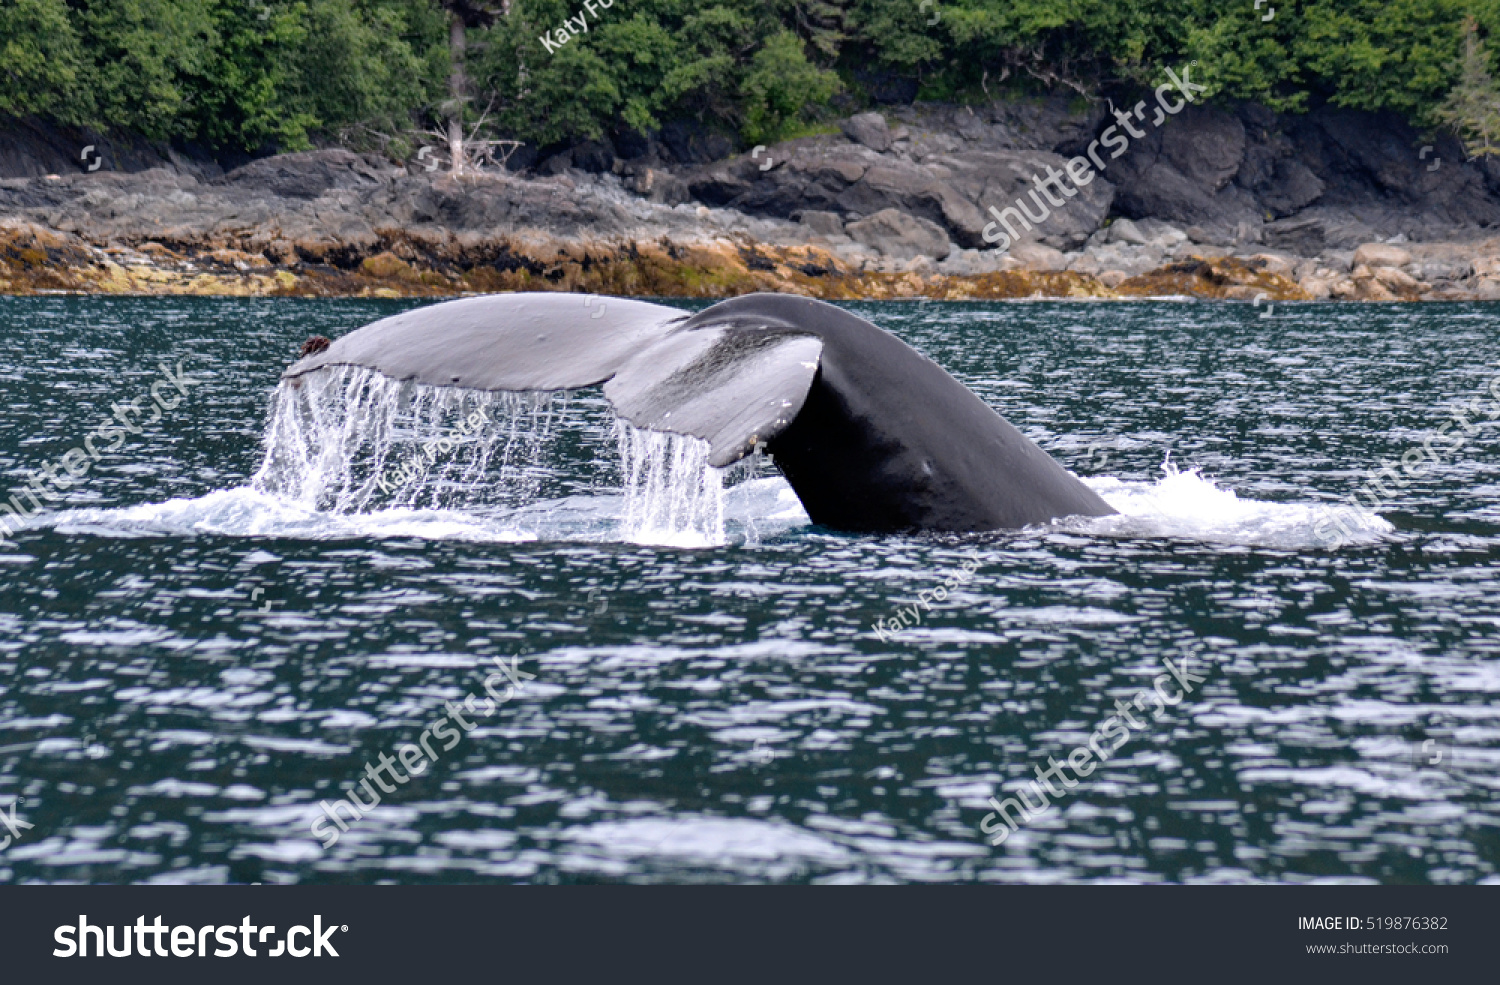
[282,292,1117,533]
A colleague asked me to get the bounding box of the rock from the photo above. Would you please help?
[538,150,572,175]
[205,248,270,270]
[1268,159,1326,215]
[1108,106,1258,230]
[1008,242,1067,271]
[687,166,753,207]
[1287,111,1500,229]
[1373,265,1421,292]
[571,140,615,173]
[1472,256,1500,279]
[682,127,1113,251]
[845,208,952,260]
[1161,106,1246,193]
[1139,220,1189,250]
[360,252,417,280]
[841,113,893,153]
[1115,257,1309,300]
[1238,148,1325,218]
[1264,216,1326,254]
[1352,243,1412,268]
[1329,278,1359,300]
[1067,253,1103,275]
[1416,259,1472,282]
[219,149,393,199]
[1299,276,1334,299]
[659,120,736,164]
[1250,253,1294,276]
[1098,269,1129,288]
[799,210,844,238]
[1346,266,1397,300]
[1477,278,1500,300]
[1110,218,1149,246]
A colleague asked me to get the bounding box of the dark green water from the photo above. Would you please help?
[0,295,1496,884]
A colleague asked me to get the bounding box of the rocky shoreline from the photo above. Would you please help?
[3,97,1499,302]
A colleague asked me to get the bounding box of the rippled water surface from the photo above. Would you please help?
[0,295,1497,884]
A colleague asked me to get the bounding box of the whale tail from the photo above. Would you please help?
[283,292,1116,532]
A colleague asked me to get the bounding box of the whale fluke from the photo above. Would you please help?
[281,291,1116,533]
[603,326,822,467]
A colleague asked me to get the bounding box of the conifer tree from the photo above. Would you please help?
[1436,17,1500,159]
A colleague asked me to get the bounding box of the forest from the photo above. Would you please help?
[2,0,1498,160]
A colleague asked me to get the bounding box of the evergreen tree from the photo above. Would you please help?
[1435,17,1500,158]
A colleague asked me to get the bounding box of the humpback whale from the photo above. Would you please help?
[282,292,1116,533]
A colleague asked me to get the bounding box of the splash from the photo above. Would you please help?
[251,366,566,514]
[232,366,738,546]
[1072,458,1396,548]
[617,423,726,547]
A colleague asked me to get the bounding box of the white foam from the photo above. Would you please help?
[56,487,537,544]
[1068,459,1395,548]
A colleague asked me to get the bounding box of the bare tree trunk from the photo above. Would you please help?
[447,11,467,173]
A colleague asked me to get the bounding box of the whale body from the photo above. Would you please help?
[282,292,1116,533]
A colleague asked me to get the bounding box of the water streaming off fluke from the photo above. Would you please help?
[248,365,732,546]
[618,423,726,548]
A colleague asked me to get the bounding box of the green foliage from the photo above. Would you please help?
[0,0,88,120]
[740,29,840,144]
[469,0,837,147]
[1436,17,1500,156]
[76,0,219,139]
[0,0,1495,157]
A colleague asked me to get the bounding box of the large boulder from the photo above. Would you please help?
[219,149,394,200]
[1107,105,1259,233]
[845,208,952,259]
[841,112,893,153]
[1352,243,1412,268]
[676,102,1119,251]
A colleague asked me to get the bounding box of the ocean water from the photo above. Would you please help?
[0,294,1496,885]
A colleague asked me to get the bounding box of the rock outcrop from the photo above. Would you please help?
[3,91,1500,302]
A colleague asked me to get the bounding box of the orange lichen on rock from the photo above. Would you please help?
[0,223,1326,303]
[1114,257,1310,300]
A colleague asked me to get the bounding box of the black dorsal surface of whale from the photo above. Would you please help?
[282,292,1116,533]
